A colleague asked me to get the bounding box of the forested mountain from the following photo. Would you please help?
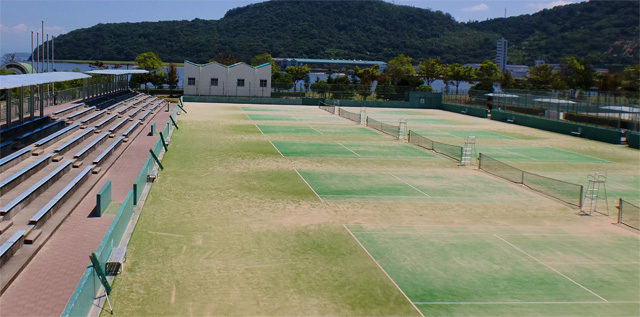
[51,0,638,68]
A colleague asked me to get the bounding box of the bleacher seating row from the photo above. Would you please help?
[80,110,107,126]
[30,164,95,228]
[0,116,51,141]
[95,114,119,130]
[34,124,80,149]
[67,106,96,121]
[0,160,72,219]
[52,103,85,118]
[93,137,124,166]
[122,120,141,138]
[0,153,53,196]
[73,133,109,161]
[54,128,95,155]
[0,147,32,173]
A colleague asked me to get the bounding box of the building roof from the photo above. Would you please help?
[0,72,91,90]
[184,60,270,69]
[85,69,149,75]
[285,58,385,65]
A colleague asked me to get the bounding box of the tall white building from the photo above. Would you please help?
[183,60,271,97]
[495,38,508,72]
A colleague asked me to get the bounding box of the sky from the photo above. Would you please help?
[0,0,587,56]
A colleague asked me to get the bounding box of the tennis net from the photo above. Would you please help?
[318,101,336,114]
[617,199,639,230]
[408,130,463,162]
[479,153,584,207]
[366,117,399,139]
[339,107,361,124]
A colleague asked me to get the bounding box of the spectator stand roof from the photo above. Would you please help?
[0,72,91,90]
[84,70,149,75]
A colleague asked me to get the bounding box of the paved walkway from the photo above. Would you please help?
[0,104,172,316]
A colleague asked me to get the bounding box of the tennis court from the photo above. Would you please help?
[346,224,640,316]
[256,124,381,136]
[477,146,612,163]
[247,113,348,123]
[297,169,540,203]
[272,141,439,159]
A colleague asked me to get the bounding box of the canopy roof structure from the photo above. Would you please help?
[485,93,519,98]
[85,69,149,75]
[0,72,91,90]
[533,98,577,104]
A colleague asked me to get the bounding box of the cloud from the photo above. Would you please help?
[0,23,65,35]
[462,4,489,12]
[528,1,573,10]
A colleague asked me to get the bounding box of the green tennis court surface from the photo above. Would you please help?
[272,141,438,159]
[545,173,640,206]
[257,125,381,136]
[478,146,611,163]
[406,118,457,126]
[409,129,517,140]
[297,170,540,203]
[241,106,317,112]
[248,114,345,123]
[346,225,640,316]
[367,110,420,116]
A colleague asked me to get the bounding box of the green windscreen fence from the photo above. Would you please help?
[408,130,463,162]
[479,153,583,208]
[618,199,639,230]
[62,190,135,317]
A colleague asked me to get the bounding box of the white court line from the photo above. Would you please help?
[343,224,424,317]
[337,142,361,156]
[254,124,264,134]
[294,169,324,203]
[413,301,639,305]
[307,126,324,135]
[268,140,284,157]
[493,234,609,303]
[388,173,432,198]
[493,147,538,161]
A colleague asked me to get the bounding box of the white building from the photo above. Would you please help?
[183,60,271,97]
[495,38,508,72]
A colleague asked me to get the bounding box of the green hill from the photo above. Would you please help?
[51,0,638,67]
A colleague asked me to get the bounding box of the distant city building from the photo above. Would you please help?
[495,38,508,72]
[274,58,386,71]
[183,60,271,97]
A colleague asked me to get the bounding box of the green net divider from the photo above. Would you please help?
[318,101,336,114]
[338,107,361,124]
[479,153,583,207]
[432,141,463,162]
[62,190,135,317]
[618,199,639,230]
[523,171,583,208]
[408,130,462,162]
[366,116,399,139]
[478,153,524,183]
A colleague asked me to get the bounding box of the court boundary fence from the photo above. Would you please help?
[478,153,583,208]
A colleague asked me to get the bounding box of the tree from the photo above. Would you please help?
[354,65,380,100]
[558,57,597,91]
[251,53,280,75]
[2,53,18,64]
[166,63,179,97]
[474,60,501,91]
[134,52,165,90]
[386,54,415,83]
[527,64,555,89]
[89,60,106,70]
[271,72,294,91]
[375,83,396,100]
[446,63,474,94]
[285,64,311,92]
[417,57,443,86]
[620,64,639,93]
[310,78,329,98]
[209,52,242,66]
[499,70,516,90]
